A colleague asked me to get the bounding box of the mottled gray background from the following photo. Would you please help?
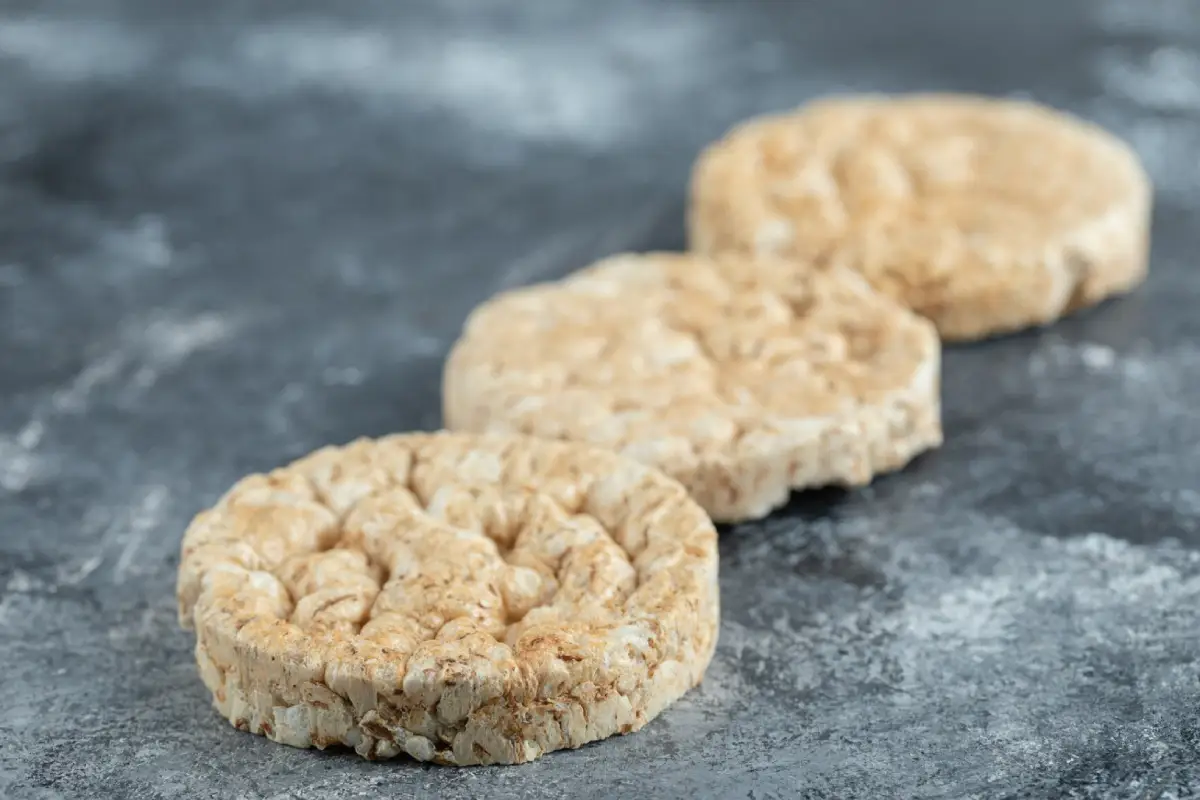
[2,1,1199,798]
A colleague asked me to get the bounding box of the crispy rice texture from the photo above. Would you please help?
[689,93,1151,341]
[177,432,719,765]
[445,252,942,521]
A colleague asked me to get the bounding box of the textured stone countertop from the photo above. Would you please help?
[3,1,1200,797]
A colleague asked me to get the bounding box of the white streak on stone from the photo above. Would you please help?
[0,313,237,492]
[1096,45,1200,113]
[224,11,714,146]
[111,485,171,583]
[0,18,149,80]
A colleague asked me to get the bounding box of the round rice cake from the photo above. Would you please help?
[443,252,942,522]
[177,432,719,766]
[688,93,1152,341]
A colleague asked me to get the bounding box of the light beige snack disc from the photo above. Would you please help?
[444,252,942,522]
[688,93,1152,341]
[177,432,719,765]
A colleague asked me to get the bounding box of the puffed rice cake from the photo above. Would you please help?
[177,432,719,765]
[444,252,942,522]
[689,93,1152,341]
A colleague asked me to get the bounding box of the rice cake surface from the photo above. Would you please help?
[444,252,942,521]
[689,93,1151,340]
[177,432,719,765]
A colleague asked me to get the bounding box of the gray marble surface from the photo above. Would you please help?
[2,1,1200,797]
